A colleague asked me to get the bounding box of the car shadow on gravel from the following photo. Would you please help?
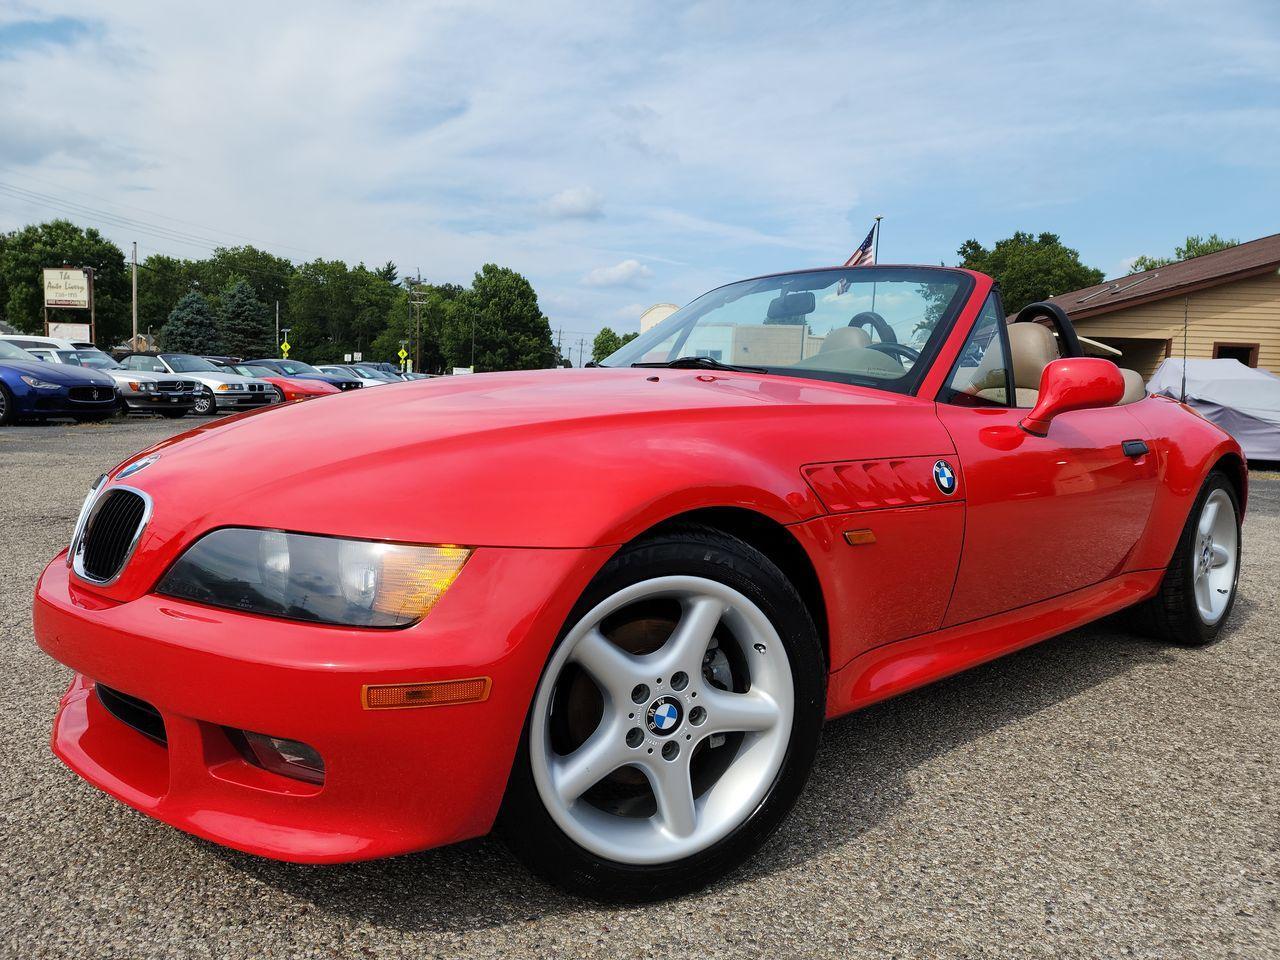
[209,619,1208,934]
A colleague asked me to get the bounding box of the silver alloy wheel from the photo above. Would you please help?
[194,389,213,415]
[529,575,794,865]
[1193,488,1238,625]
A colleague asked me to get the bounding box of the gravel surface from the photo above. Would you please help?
[2,417,1277,959]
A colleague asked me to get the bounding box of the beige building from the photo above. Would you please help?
[1042,233,1280,380]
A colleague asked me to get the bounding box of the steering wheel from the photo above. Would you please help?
[868,342,920,364]
[848,311,897,344]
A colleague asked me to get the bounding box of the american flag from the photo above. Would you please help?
[843,225,877,267]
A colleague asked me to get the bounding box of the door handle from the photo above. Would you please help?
[1122,439,1149,458]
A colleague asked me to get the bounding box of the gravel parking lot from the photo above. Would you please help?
[2,418,1277,959]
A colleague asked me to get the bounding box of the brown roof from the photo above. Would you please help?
[1043,233,1280,322]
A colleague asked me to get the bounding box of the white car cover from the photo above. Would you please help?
[1148,358,1280,460]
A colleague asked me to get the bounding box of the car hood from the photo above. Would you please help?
[1,358,116,387]
[97,367,952,593]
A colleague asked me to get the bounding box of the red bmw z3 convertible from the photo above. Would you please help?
[35,265,1245,901]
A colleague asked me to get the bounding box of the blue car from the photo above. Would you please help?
[245,358,363,392]
[0,340,120,425]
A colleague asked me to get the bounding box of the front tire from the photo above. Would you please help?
[1136,470,1241,646]
[498,525,825,902]
[192,388,215,416]
[0,383,13,425]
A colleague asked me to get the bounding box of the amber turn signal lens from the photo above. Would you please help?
[362,677,492,710]
[843,528,877,546]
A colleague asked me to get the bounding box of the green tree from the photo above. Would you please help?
[192,246,294,316]
[217,280,273,358]
[0,219,129,346]
[591,327,638,363]
[1129,234,1239,274]
[374,260,399,284]
[446,265,556,371]
[286,258,355,362]
[955,231,1104,314]
[161,292,222,354]
[138,254,195,337]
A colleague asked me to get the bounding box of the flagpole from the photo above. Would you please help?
[871,216,883,312]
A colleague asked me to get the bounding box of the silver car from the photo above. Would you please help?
[120,353,280,416]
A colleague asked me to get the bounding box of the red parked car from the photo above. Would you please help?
[226,363,341,402]
[34,265,1245,901]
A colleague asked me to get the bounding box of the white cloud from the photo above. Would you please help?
[546,186,604,219]
[582,259,654,288]
[0,2,1276,348]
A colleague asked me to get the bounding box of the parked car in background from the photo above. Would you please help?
[246,359,363,392]
[1,336,197,418]
[316,363,403,386]
[120,353,279,416]
[0,339,120,425]
[225,363,341,403]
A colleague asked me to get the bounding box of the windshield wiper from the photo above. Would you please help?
[631,356,767,374]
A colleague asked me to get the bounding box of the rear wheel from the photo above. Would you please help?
[499,525,824,902]
[0,383,13,425]
[1136,471,1241,646]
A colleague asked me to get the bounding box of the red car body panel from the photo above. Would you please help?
[261,376,341,402]
[33,265,1246,863]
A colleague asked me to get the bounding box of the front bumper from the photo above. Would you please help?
[214,393,277,410]
[17,389,119,418]
[35,544,610,862]
[124,393,196,412]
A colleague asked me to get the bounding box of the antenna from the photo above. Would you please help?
[1180,295,1189,403]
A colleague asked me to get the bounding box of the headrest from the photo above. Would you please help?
[1008,322,1059,389]
[766,291,815,321]
[820,326,871,352]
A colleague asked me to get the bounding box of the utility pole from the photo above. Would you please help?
[275,300,279,351]
[577,337,586,368]
[407,272,428,374]
[131,242,138,346]
[556,327,562,364]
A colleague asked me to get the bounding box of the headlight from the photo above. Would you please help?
[128,380,156,392]
[156,528,471,627]
[215,383,234,392]
[20,375,59,389]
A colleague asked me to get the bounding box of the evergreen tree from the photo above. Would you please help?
[161,292,222,354]
[447,264,556,371]
[218,280,273,358]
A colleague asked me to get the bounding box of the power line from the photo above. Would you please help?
[0,167,323,258]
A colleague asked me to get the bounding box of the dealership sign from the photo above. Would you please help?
[43,268,92,310]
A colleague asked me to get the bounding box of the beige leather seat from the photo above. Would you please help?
[819,327,871,353]
[1117,368,1145,405]
[1007,322,1060,407]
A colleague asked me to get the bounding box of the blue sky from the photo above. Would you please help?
[1,1,1278,352]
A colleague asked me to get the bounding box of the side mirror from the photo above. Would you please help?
[1020,358,1124,436]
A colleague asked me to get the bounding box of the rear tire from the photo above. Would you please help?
[1134,470,1241,646]
[0,383,13,425]
[498,524,825,902]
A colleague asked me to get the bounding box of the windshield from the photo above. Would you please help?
[276,360,320,375]
[602,267,971,391]
[234,365,275,377]
[163,354,219,373]
[0,341,37,361]
[57,349,121,370]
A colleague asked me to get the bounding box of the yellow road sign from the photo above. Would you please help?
[397,348,408,360]
[281,340,291,358]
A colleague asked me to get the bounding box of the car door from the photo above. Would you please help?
[934,294,1159,626]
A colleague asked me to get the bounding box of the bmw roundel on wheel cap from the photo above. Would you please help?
[933,459,957,495]
[646,696,683,736]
